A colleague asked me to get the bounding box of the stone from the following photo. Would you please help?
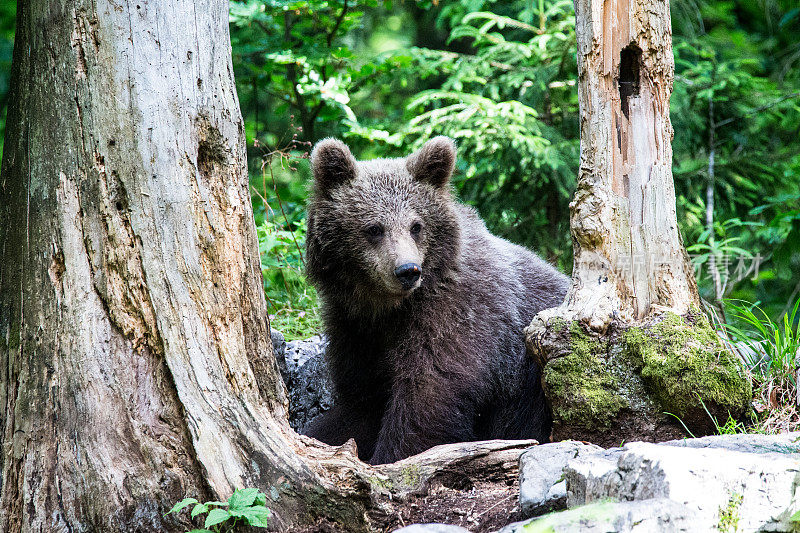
[497,498,697,533]
[394,525,472,533]
[662,432,800,455]
[518,441,603,517]
[564,434,800,532]
[286,343,333,433]
[270,330,333,432]
[271,328,288,382]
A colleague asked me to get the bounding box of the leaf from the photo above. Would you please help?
[237,505,272,528]
[229,488,260,510]
[191,503,209,519]
[166,497,198,515]
[204,508,231,529]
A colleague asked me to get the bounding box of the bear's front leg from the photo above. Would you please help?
[368,374,477,465]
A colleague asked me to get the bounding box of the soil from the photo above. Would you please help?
[377,478,522,533]
[294,476,522,533]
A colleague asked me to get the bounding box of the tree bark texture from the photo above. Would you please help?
[0,1,534,531]
[526,0,750,445]
[563,0,699,330]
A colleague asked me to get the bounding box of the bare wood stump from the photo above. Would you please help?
[524,0,751,446]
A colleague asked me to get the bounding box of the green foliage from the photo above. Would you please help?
[229,0,397,144]
[725,298,800,432]
[251,149,321,340]
[356,2,580,264]
[718,492,743,533]
[0,1,16,160]
[670,0,800,314]
[166,488,271,532]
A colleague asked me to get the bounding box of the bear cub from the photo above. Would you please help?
[304,136,569,465]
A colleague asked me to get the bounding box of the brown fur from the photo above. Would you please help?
[305,137,569,464]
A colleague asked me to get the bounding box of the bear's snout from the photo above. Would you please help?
[394,263,422,290]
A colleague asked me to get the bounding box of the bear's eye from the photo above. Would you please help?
[365,224,384,238]
[410,222,423,235]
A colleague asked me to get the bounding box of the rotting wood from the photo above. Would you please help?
[553,0,699,332]
[525,0,749,445]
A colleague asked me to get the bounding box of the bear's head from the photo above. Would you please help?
[306,137,461,313]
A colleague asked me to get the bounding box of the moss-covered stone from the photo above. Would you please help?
[531,310,752,444]
[543,322,628,427]
[623,312,751,422]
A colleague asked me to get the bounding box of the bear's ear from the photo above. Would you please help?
[406,136,456,188]
[311,138,357,194]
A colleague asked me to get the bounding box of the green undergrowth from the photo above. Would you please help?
[723,298,800,434]
[167,488,271,532]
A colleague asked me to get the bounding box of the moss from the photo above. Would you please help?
[366,476,394,491]
[718,492,743,532]
[623,312,751,419]
[544,322,628,427]
[521,500,618,532]
[400,465,421,487]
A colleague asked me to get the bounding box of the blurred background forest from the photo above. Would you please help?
[223,0,800,341]
[1,1,799,426]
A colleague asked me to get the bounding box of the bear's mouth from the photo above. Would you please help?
[385,278,422,297]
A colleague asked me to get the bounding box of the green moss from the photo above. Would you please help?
[623,312,751,419]
[718,492,743,532]
[366,475,394,490]
[544,323,628,427]
[400,465,421,487]
[521,500,618,532]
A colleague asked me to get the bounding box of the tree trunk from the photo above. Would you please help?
[526,0,751,446]
[0,1,532,531]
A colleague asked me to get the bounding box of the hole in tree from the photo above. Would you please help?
[619,44,642,120]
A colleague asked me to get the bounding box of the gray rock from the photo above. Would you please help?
[498,498,697,533]
[662,431,800,455]
[518,441,603,517]
[564,434,800,532]
[271,328,287,382]
[270,330,333,432]
[394,525,472,533]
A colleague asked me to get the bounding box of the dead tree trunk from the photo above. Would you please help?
[526,0,751,446]
[0,1,531,531]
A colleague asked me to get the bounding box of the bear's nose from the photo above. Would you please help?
[394,263,422,289]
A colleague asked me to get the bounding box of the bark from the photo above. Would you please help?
[0,1,533,531]
[559,0,699,331]
[526,0,750,444]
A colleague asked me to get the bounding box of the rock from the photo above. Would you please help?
[286,343,333,432]
[564,434,800,532]
[394,525,472,533]
[270,330,333,432]
[497,498,697,533]
[518,441,603,517]
[661,431,800,455]
[271,328,287,382]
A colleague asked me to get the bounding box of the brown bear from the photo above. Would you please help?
[304,136,569,465]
